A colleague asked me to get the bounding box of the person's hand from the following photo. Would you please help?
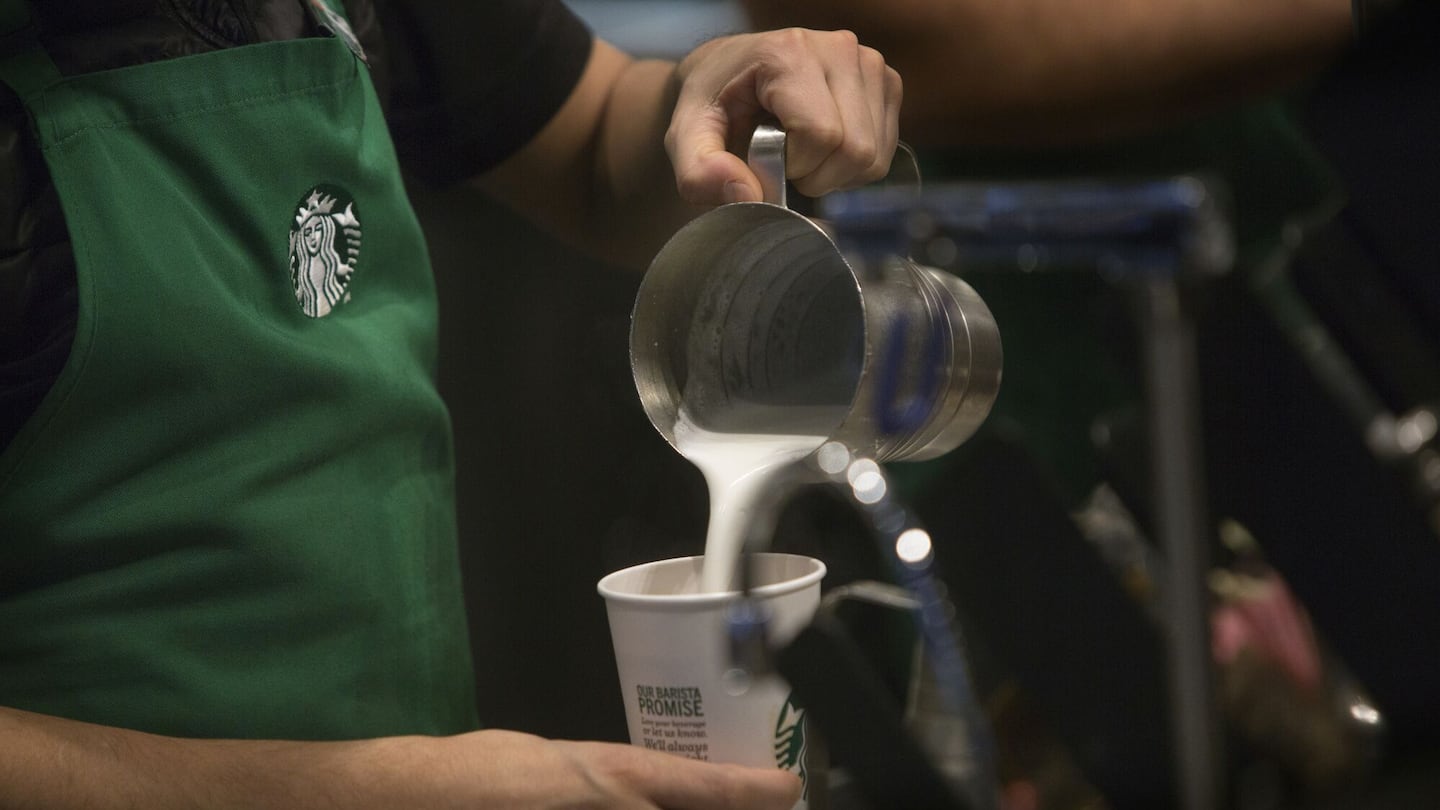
[667,28,903,205]
[363,728,803,809]
[1,706,801,810]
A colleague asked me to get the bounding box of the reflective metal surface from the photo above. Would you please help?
[630,126,1002,464]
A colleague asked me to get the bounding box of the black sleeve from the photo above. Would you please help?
[372,0,594,187]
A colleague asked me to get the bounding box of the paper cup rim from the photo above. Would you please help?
[597,553,826,607]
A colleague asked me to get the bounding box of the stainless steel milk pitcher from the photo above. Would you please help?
[630,125,1002,463]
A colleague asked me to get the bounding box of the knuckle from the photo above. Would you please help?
[804,120,846,153]
[826,28,861,51]
[863,154,893,185]
[860,45,887,72]
[837,139,878,174]
[753,31,806,75]
[772,27,810,52]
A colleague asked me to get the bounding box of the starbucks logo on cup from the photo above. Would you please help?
[774,692,809,793]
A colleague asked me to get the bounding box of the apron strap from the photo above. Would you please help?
[0,0,61,100]
[304,0,367,64]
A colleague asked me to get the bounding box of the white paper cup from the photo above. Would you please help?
[598,553,826,807]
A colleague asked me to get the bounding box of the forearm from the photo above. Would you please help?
[587,56,710,266]
[0,706,368,809]
[743,0,1354,145]
[0,707,800,809]
[476,41,702,270]
[476,29,901,270]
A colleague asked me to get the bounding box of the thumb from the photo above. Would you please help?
[667,109,765,205]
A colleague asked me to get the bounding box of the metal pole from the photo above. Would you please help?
[1139,278,1224,810]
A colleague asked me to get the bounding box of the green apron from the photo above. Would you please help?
[0,3,479,739]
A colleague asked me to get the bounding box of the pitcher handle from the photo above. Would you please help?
[747,122,789,208]
[746,123,922,210]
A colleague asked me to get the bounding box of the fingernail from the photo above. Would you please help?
[723,180,753,204]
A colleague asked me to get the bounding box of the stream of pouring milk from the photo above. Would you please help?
[673,410,827,593]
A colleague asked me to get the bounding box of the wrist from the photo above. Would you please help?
[170,734,395,810]
[674,32,734,83]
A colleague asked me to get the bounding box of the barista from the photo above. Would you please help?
[0,1,900,808]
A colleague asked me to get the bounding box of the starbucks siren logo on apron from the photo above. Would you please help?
[289,184,361,318]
